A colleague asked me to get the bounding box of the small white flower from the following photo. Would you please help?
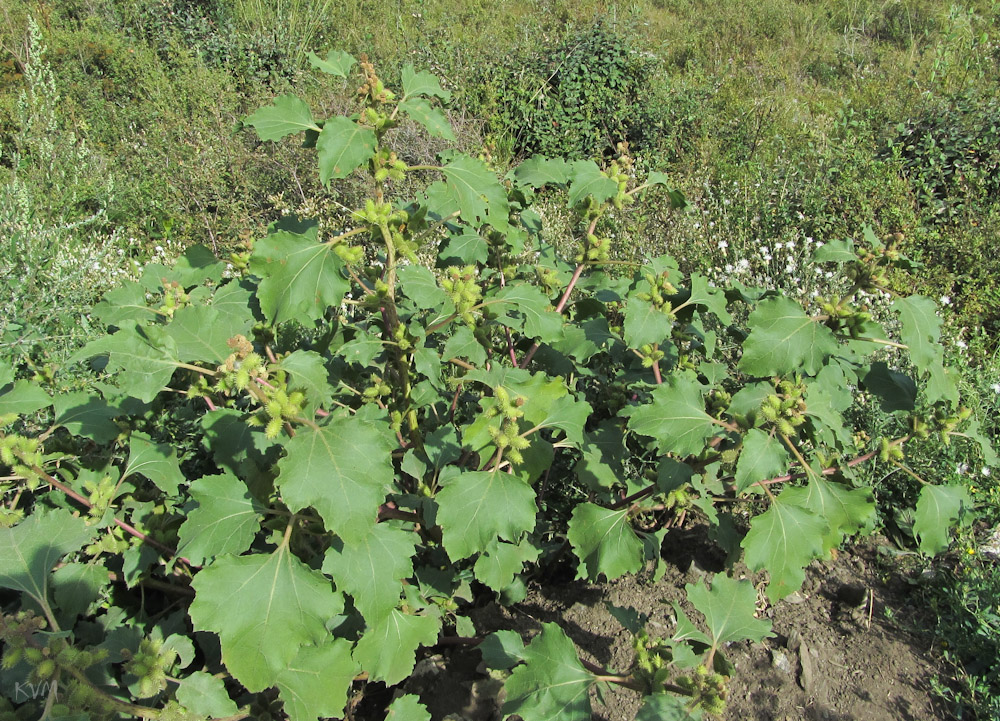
[956,340,968,350]
[762,253,772,261]
[991,382,1000,394]
[940,295,951,306]
[983,467,992,477]
[958,463,970,475]
[816,241,825,247]
[694,222,701,229]
[718,240,728,250]
[785,241,795,249]
[725,263,734,273]
[805,236,814,245]
[155,245,163,253]
[737,259,750,270]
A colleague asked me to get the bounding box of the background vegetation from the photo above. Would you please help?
[1,0,999,716]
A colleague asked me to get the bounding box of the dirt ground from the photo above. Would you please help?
[374,527,952,721]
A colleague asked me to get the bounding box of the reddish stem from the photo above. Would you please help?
[520,263,586,368]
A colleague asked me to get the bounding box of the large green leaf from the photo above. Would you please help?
[397,264,450,309]
[92,282,159,327]
[73,323,179,403]
[316,117,377,184]
[567,160,617,208]
[623,296,672,349]
[797,479,875,553]
[52,391,117,443]
[245,95,319,141]
[686,575,772,649]
[636,694,703,721]
[177,472,262,565]
[514,156,571,188]
[0,509,94,606]
[734,429,790,493]
[429,155,510,230]
[435,469,537,561]
[275,639,359,721]
[891,296,941,371]
[0,381,50,417]
[741,489,827,601]
[123,432,185,496]
[473,539,541,591]
[250,229,349,326]
[401,64,451,101]
[739,297,839,376]
[491,284,564,342]
[687,274,732,324]
[189,547,344,692]
[276,414,396,543]
[277,350,333,413]
[914,484,971,555]
[626,377,721,457]
[567,504,644,580]
[175,671,239,719]
[308,50,356,78]
[399,97,455,140]
[166,304,250,364]
[503,623,595,721]
[385,695,431,721]
[352,609,440,685]
[322,525,416,624]
[861,362,917,412]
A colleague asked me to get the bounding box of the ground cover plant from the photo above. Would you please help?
[0,51,996,721]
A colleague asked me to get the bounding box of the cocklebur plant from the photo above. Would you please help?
[0,52,995,721]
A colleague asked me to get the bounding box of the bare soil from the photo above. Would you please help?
[375,528,952,721]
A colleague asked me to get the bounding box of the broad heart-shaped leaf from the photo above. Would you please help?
[322,525,416,625]
[624,296,672,349]
[513,156,571,188]
[352,609,440,685]
[914,484,971,555]
[473,539,541,592]
[308,49,356,77]
[123,432,185,496]
[92,282,159,327]
[435,469,537,561]
[741,489,827,601]
[175,671,239,718]
[399,97,455,140]
[386,695,431,721]
[277,350,333,413]
[796,479,875,553]
[316,117,377,184]
[0,362,12,388]
[440,231,488,265]
[686,575,772,650]
[812,238,856,263]
[276,413,396,543]
[734,429,791,493]
[0,380,50,417]
[687,274,732,324]
[636,694,703,721]
[245,95,319,141]
[625,377,721,457]
[491,284,564,342]
[166,304,251,364]
[250,228,349,326]
[861,362,917,412]
[52,392,118,443]
[0,509,94,606]
[892,296,950,399]
[567,160,618,208]
[891,295,941,369]
[397,264,450,309]
[503,623,595,721]
[275,639,359,721]
[189,547,344,692]
[401,63,452,101]
[568,504,644,581]
[73,322,179,403]
[428,155,510,231]
[739,296,839,376]
[176,472,263,565]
